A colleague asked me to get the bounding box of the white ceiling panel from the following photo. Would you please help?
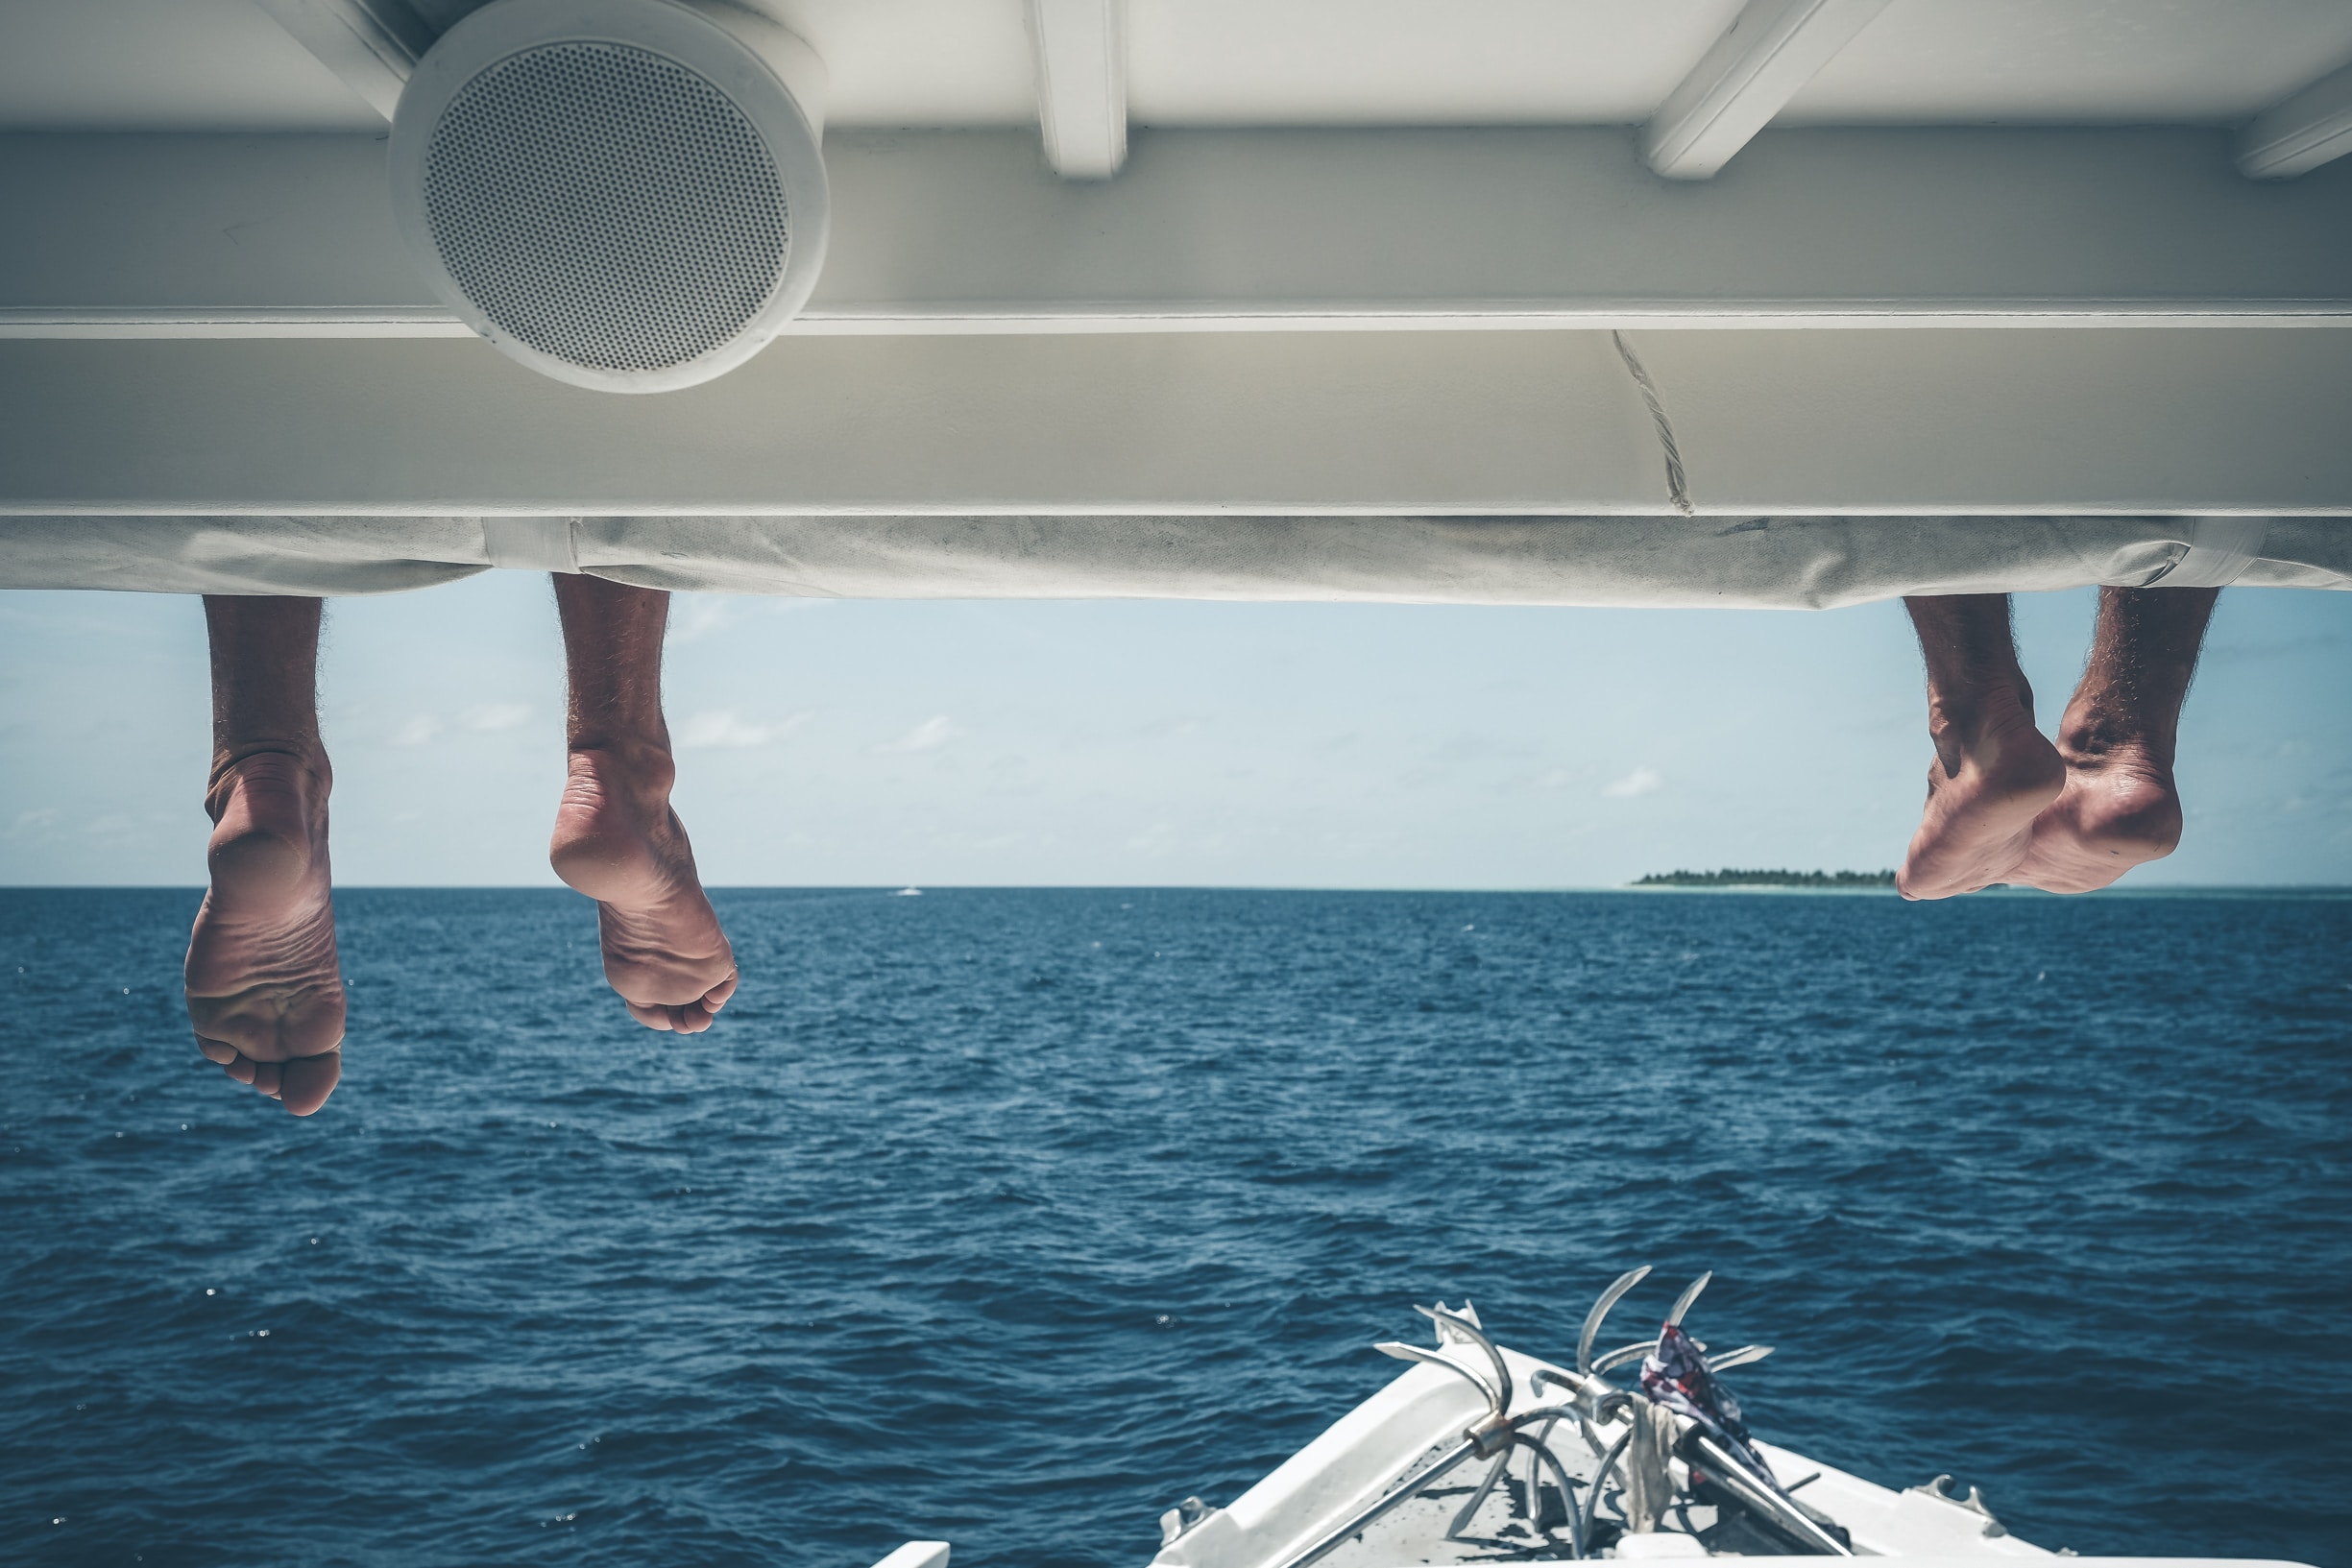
[1784,0,2352,125]
[0,0,1044,132]
[1126,0,1746,126]
[4,0,2351,134]
[767,0,1035,127]
[0,0,383,131]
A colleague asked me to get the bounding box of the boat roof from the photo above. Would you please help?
[4,3,2350,521]
[8,1,2349,136]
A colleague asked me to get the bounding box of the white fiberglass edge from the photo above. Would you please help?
[865,1544,949,1568]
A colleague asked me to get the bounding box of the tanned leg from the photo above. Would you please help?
[1897,594,2067,900]
[185,596,345,1115]
[2006,587,2219,893]
[546,575,738,1032]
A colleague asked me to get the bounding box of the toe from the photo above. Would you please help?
[249,1060,284,1098]
[197,1037,238,1066]
[623,999,677,1031]
[224,1052,257,1085]
[701,974,739,1013]
[278,1050,340,1116]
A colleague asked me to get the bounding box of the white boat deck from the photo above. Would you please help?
[1141,1286,2192,1568]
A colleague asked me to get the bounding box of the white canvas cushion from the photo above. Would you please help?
[0,516,2342,605]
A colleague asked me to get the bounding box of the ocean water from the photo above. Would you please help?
[2,886,2347,1568]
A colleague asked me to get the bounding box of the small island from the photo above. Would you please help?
[1633,868,1897,888]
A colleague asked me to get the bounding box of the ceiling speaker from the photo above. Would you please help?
[390,0,829,393]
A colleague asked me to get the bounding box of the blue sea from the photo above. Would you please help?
[3,887,2348,1568]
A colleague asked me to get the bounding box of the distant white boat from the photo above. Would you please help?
[892,887,923,897]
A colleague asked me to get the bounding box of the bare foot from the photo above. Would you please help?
[184,752,345,1115]
[2000,585,2212,895]
[2006,745,2183,894]
[1897,689,2066,901]
[549,747,738,1031]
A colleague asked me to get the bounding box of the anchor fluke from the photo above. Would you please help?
[1576,1265,1652,1375]
[1666,1270,1713,1326]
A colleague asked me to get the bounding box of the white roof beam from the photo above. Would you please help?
[1029,0,1127,180]
[9,129,2352,334]
[1643,0,1892,181]
[253,0,436,121]
[2237,60,2352,180]
[7,330,2352,517]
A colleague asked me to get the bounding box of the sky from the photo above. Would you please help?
[0,572,2346,887]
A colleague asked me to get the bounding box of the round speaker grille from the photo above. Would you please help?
[422,40,790,375]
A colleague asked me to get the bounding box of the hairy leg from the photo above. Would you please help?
[185,596,345,1115]
[2008,586,2219,893]
[1896,593,2067,900]
[546,575,738,1031]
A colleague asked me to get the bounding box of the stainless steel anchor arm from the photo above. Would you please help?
[1685,1432,1854,1556]
[1372,1340,1505,1415]
[1434,1407,1595,1561]
[1529,1367,1635,1427]
[1584,1424,1635,1526]
[1513,1423,1589,1559]
[1593,1335,1771,1376]
[1590,1339,1659,1375]
[1506,1404,1582,1427]
[1417,1304,1515,1416]
[1443,1448,1513,1542]
[1577,1266,1652,1375]
[1666,1271,1713,1326]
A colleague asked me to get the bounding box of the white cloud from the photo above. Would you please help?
[1127,821,1178,856]
[393,713,444,746]
[460,702,532,732]
[882,715,965,753]
[670,597,734,644]
[677,709,809,749]
[1602,765,1664,799]
[8,807,61,838]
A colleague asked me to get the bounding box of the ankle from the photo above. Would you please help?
[2054,694,2174,774]
[2058,730,2173,780]
[566,741,677,806]
[1927,681,2037,753]
[206,745,330,819]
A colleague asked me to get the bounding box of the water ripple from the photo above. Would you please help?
[0,887,2346,1568]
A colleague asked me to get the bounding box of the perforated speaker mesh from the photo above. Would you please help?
[422,41,790,374]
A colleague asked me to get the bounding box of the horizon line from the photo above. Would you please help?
[5,881,2349,896]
